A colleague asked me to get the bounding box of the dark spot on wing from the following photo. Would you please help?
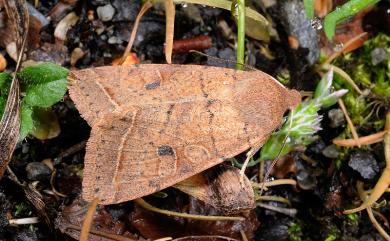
[157,145,174,156]
[145,80,161,90]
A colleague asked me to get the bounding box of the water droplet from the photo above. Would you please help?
[310,18,323,30]
[333,42,344,52]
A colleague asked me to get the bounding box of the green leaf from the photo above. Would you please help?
[20,104,33,141]
[18,62,69,86]
[324,0,381,40]
[0,72,12,118]
[29,108,61,140]
[303,0,314,19]
[23,78,68,108]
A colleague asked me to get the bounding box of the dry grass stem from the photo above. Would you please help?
[256,195,291,206]
[79,197,99,241]
[256,202,297,217]
[322,64,363,95]
[240,230,248,241]
[338,99,361,147]
[164,0,175,63]
[120,1,153,64]
[252,179,297,189]
[324,32,368,64]
[367,207,390,241]
[134,198,245,221]
[333,130,386,147]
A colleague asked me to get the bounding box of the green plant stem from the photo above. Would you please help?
[303,0,314,19]
[324,0,380,39]
[236,0,245,70]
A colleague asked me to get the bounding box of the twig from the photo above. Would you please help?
[256,202,297,217]
[54,140,87,162]
[252,179,297,189]
[9,217,39,225]
[171,35,212,54]
[338,99,361,147]
[134,198,244,221]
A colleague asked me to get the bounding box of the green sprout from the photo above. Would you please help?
[260,70,348,160]
[0,62,68,140]
[303,0,381,39]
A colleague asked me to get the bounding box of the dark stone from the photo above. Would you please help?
[328,108,345,128]
[25,162,52,181]
[322,145,339,159]
[349,152,379,179]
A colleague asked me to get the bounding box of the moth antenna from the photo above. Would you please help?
[259,109,295,196]
[189,50,257,71]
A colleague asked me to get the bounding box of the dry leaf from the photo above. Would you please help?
[68,64,300,205]
[0,0,29,178]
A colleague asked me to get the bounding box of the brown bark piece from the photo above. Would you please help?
[68,64,301,205]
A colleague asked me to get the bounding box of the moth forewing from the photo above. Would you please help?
[68,64,301,204]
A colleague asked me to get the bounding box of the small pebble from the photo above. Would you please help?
[21,143,29,154]
[371,47,389,66]
[296,170,316,190]
[328,108,345,128]
[70,47,85,66]
[26,162,52,181]
[348,151,379,179]
[97,4,115,22]
[322,145,339,159]
[108,36,122,44]
[112,0,140,22]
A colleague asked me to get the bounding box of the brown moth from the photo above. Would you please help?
[68,64,300,205]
